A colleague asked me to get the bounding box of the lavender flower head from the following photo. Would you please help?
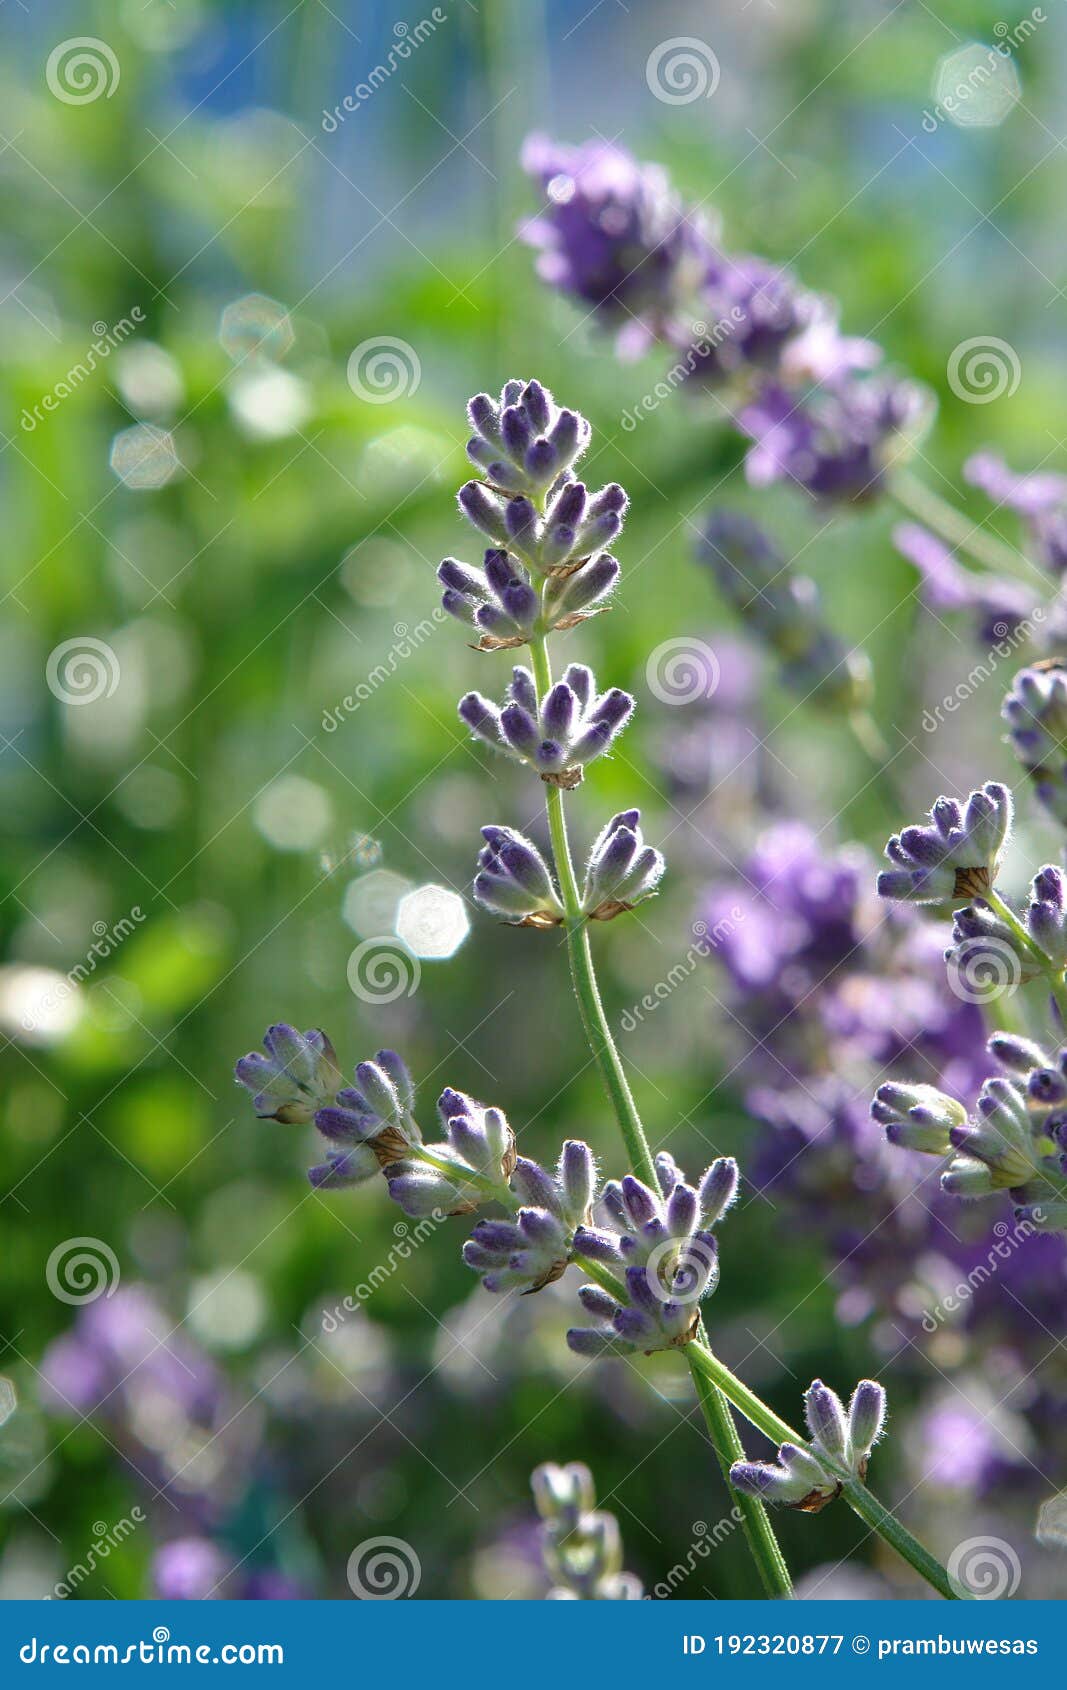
[740,374,932,505]
[309,1048,417,1190]
[519,135,712,345]
[385,1088,517,1218]
[731,1379,886,1510]
[460,662,633,789]
[234,1024,340,1123]
[892,522,1033,645]
[473,824,564,927]
[567,1152,737,1355]
[582,809,665,920]
[877,783,1013,904]
[463,1140,596,1293]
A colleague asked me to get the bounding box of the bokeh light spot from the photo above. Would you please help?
[395,884,469,959]
[933,44,1020,128]
[109,424,181,490]
[219,293,294,364]
[253,776,332,851]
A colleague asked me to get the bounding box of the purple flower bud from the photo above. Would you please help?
[848,1380,886,1462]
[234,1025,341,1124]
[804,1379,849,1462]
[698,1158,739,1226]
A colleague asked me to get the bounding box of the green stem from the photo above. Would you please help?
[840,1477,960,1602]
[528,630,792,1600]
[985,889,1067,1026]
[686,1343,962,1600]
[891,469,1034,583]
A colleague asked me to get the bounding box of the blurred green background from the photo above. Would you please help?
[2,0,1065,1600]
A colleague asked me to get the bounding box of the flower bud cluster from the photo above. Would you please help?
[459,662,633,788]
[730,1379,886,1511]
[567,1152,738,1355]
[877,783,1013,905]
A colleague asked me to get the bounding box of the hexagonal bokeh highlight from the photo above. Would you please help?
[109,424,181,490]
[395,883,470,960]
[219,293,294,364]
[0,1376,15,1427]
[342,869,411,938]
[933,43,1020,129]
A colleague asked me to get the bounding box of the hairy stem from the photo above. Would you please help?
[528,630,793,1599]
[985,888,1067,1027]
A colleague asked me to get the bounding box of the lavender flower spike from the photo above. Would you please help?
[581,809,665,920]
[314,1049,419,1165]
[1003,663,1067,828]
[463,379,591,499]
[385,1089,517,1218]
[234,1024,341,1124]
[473,825,565,927]
[731,1379,887,1512]
[460,663,634,789]
[463,1139,597,1293]
[878,782,1013,904]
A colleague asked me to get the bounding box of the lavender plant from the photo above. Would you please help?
[530,1461,642,1599]
[235,381,960,1601]
[873,666,1067,1235]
